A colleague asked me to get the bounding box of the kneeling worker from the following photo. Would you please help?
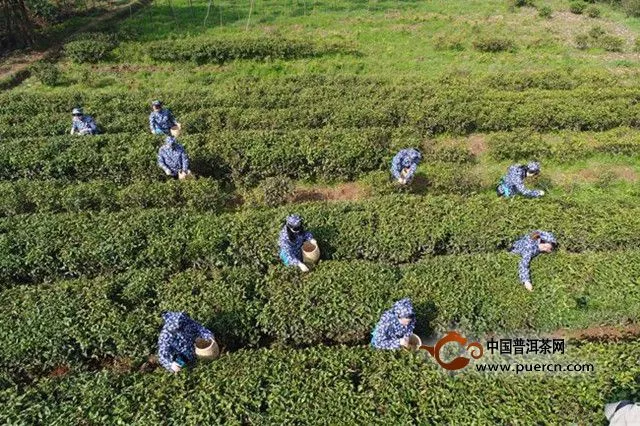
[497,162,545,198]
[158,311,215,373]
[70,108,98,135]
[371,298,416,350]
[391,148,422,185]
[278,214,316,273]
[158,136,191,179]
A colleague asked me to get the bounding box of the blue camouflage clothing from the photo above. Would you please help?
[158,138,190,176]
[149,108,177,135]
[278,218,313,267]
[391,149,422,180]
[71,115,98,135]
[371,298,416,350]
[498,164,543,198]
[158,311,214,372]
[510,231,557,284]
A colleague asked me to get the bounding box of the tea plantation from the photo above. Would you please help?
[1,0,640,424]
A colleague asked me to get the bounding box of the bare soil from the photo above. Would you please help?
[468,134,487,156]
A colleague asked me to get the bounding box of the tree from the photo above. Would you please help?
[1,0,36,52]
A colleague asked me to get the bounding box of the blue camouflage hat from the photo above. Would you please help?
[393,298,415,319]
[152,100,162,107]
[72,107,83,115]
[286,214,303,231]
[162,311,187,333]
[526,161,541,174]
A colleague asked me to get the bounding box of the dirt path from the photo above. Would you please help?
[0,0,149,84]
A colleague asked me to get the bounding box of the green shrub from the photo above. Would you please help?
[419,163,483,195]
[2,194,640,286]
[513,0,534,6]
[0,344,638,424]
[64,39,113,63]
[433,33,465,51]
[538,5,553,18]
[148,37,352,64]
[2,252,640,370]
[245,176,295,208]
[30,62,60,86]
[575,33,590,49]
[586,5,601,17]
[472,36,516,52]
[600,34,625,52]
[588,25,606,40]
[26,0,60,23]
[3,77,640,139]
[64,33,118,64]
[622,0,640,17]
[570,1,586,14]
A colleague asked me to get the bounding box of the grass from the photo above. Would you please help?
[6,0,640,94]
[1,0,640,420]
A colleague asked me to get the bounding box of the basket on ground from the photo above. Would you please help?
[407,334,422,351]
[302,241,320,264]
[195,338,220,360]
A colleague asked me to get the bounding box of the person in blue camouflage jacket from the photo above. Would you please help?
[278,214,315,272]
[371,298,416,350]
[157,136,191,179]
[70,108,98,135]
[149,100,178,135]
[510,230,558,291]
[158,311,214,373]
[391,148,422,185]
[497,162,545,198]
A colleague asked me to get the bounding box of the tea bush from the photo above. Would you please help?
[472,36,516,53]
[64,33,118,64]
[148,37,352,64]
[2,194,640,286]
[586,5,601,17]
[487,127,640,161]
[570,1,586,14]
[1,344,638,424]
[1,252,639,371]
[575,33,591,50]
[538,5,553,18]
[244,176,295,208]
[30,61,60,86]
[0,178,229,216]
[622,0,640,17]
[600,34,625,52]
[5,83,640,138]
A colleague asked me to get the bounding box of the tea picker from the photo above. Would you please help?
[278,214,317,273]
[157,136,192,180]
[149,100,181,136]
[605,400,640,425]
[158,311,217,373]
[496,161,545,198]
[70,107,98,135]
[510,230,557,292]
[391,148,422,185]
[371,298,417,350]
